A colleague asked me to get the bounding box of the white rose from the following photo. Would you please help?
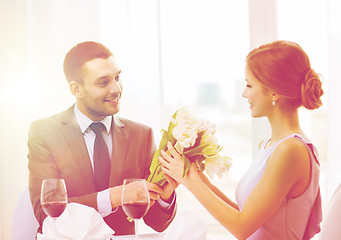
[204,155,232,178]
[172,123,198,148]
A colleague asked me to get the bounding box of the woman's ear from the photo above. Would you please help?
[69,81,81,98]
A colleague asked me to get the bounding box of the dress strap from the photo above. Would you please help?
[290,134,322,239]
[291,134,320,166]
[259,137,271,150]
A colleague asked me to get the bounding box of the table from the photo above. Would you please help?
[114,232,165,240]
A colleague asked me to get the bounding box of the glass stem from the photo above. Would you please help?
[54,219,57,240]
[134,219,139,240]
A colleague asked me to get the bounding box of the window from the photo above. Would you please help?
[160,1,250,239]
[100,1,332,239]
[100,1,250,239]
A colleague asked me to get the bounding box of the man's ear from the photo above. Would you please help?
[69,81,81,97]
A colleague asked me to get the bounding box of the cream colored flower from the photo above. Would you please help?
[197,119,216,136]
[171,107,201,148]
[148,106,232,188]
[172,123,198,148]
[171,107,197,126]
[205,155,232,179]
[201,132,218,146]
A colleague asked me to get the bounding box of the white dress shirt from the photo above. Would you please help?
[73,105,173,217]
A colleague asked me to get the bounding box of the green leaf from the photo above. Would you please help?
[183,143,210,158]
[147,109,179,188]
[166,110,178,146]
[156,178,167,187]
[182,155,192,178]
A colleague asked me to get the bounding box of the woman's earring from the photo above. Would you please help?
[272,94,277,106]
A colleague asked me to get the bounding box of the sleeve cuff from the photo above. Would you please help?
[157,191,176,211]
[97,189,118,217]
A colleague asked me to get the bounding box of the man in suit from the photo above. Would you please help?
[28,41,177,235]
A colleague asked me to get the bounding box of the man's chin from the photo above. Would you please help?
[108,106,120,116]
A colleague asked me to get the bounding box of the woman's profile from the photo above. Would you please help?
[159,40,324,240]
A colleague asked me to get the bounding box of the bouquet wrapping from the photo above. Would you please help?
[147,107,232,187]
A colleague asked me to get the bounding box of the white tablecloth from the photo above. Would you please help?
[39,203,207,240]
[114,233,165,240]
[108,209,208,240]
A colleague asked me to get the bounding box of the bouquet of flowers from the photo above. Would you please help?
[147,107,232,187]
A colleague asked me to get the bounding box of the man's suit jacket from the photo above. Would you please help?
[28,106,176,235]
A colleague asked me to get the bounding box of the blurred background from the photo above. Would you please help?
[1,0,341,239]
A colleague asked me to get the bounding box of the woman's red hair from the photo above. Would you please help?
[246,40,323,110]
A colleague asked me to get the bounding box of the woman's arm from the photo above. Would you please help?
[198,139,267,211]
[160,139,310,239]
[197,170,239,210]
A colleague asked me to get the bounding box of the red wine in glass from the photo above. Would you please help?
[42,201,67,218]
[122,179,150,240]
[41,179,68,240]
[122,201,149,219]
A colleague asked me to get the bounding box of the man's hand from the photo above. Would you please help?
[160,174,179,202]
[109,185,123,209]
[109,182,164,209]
[146,182,164,207]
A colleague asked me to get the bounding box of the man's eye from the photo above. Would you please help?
[246,84,251,88]
[115,75,120,81]
[99,80,108,85]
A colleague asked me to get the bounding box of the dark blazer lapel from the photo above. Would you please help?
[60,106,96,192]
[110,116,128,186]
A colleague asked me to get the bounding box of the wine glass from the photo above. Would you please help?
[122,179,150,240]
[41,178,68,239]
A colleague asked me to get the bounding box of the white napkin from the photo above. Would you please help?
[164,210,207,240]
[37,203,115,240]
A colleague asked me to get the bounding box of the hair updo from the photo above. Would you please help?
[246,40,323,110]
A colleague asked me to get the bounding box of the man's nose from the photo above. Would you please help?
[110,80,122,94]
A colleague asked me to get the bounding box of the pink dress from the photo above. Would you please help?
[319,184,341,239]
[235,134,322,240]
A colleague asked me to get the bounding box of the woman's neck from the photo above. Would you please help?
[267,107,304,146]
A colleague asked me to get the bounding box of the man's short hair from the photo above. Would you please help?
[63,41,113,83]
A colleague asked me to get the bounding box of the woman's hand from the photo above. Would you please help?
[159,142,184,183]
[159,141,199,187]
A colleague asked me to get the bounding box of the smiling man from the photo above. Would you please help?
[28,41,176,235]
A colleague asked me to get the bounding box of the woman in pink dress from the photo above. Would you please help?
[159,40,324,239]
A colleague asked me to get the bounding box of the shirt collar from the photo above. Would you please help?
[74,104,112,134]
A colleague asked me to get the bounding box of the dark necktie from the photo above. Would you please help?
[90,122,111,191]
